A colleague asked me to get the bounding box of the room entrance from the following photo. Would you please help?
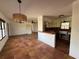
[43,16,71,54]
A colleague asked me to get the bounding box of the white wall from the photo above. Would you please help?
[0,12,8,51]
[38,16,43,32]
[38,32,55,47]
[32,23,38,32]
[69,0,79,59]
[27,17,38,32]
[9,22,32,36]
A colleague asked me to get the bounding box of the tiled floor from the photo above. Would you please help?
[0,34,75,59]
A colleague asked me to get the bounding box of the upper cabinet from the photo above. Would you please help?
[43,16,72,28]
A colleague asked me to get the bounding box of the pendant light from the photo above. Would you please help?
[13,0,27,23]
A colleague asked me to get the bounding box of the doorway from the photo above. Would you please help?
[55,21,71,54]
[55,31,71,54]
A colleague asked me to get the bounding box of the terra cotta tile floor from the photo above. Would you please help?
[0,34,75,59]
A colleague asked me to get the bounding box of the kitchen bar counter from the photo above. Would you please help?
[38,31,55,47]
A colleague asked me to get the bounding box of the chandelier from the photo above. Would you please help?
[13,0,27,23]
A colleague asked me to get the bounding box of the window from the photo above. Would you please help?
[61,22,70,29]
[0,19,6,40]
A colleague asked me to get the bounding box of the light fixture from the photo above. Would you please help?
[13,0,27,23]
[59,15,65,18]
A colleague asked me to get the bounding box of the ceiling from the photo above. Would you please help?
[0,0,75,19]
